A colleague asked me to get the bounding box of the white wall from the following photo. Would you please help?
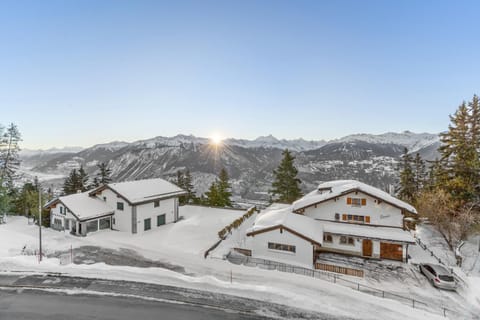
[321,234,363,256]
[303,191,403,228]
[95,188,131,233]
[135,198,175,235]
[50,203,77,231]
[245,228,314,268]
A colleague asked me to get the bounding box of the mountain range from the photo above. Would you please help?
[20,131,441,204]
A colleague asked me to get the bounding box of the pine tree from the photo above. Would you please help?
[270,149,302,203]
[176,170,186,205]
[439,99,480,201]
[78,166,89,192]
[205,181,220,206]
[217,168,232,207]
[63,168,89,194]
[397,148,416,203]
[413,153,426,195]
[204,168,232,207]
[96,162,112,185]
[183,169,196,204]
[0,123,21,218]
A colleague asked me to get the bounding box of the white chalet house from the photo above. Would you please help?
[45,178,187,236]
[243,180,417,268]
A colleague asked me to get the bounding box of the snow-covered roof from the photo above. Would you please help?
[321,221,415,243]
[247,205,324,245]
[54,192,114,221]
[292,180,417,214]
[103,178,187,204]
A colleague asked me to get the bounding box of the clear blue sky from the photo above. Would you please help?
[1,0,479,149]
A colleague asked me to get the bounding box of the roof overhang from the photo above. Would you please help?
[293,188,417,215]
[247,224,322,247]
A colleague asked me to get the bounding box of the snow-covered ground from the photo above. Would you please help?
[0,208,477,319]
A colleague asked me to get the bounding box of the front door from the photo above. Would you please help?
[362,239,373,257]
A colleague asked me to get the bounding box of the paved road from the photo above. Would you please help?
[0,273,346,320]
[0,289,261,320]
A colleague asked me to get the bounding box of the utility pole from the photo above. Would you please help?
[37,176,42,262]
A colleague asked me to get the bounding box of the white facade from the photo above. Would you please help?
[50,203,77,232]
[47,178,185,236]
[135,197,176,235]
[301,191,404,227]
[245,227,315,268]
[244,180,416,268]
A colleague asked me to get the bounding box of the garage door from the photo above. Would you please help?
[380,243,403,261]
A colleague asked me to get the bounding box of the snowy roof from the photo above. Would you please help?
[247,205,324,245]
[292,180,417,214]
[96,178,187,204]
[52,192,114,221]
[321,221,415,243]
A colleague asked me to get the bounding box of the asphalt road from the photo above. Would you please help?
[0,273,347,320]
[0,289,262,320]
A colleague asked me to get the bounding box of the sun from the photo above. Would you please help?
[210,133,224,146]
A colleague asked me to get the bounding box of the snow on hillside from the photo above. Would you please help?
[0,214,447,320]
[336,131,440,153]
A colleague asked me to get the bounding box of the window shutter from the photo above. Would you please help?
[346,197,352,205]
[342,214,347,221]
[365,216,370,223]
[361,199,367,206]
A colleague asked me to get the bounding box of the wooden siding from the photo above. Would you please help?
[380,242,403,261]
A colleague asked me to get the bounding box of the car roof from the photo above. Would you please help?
[425,263,450,274]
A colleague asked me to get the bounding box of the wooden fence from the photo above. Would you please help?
[315,262,364,277]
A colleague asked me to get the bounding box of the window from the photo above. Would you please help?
[99,217,111,230]
[117,202,124,211]
[268,242,296,253]
[103,196,107,202]
[53,218,62,228]
[65,219,70,230]
[347,197,366,207]
[343,214,367,223]
[351,198,362,207]
[157,214,166,226]
[323,233,333,243]
[112,218,116,225]
[340,236,355,245]
[60,207,63,214]
[334,213,340,221]
[86,220,98,233]
[154,200,160,208]
[144,218,151,231]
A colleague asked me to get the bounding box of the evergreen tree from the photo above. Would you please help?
[439,99,480,201]
[397,148,416,203]
[63,168,89,195]
[217,168,232,207]
[270,149,302,203]
[183,169,196,204]
[78,166,89,192]
[176,170,186,204]
[0,123,22,186]
[204,181,220,206]
[0,123,21,219]
[413,153,426,195]
[95,162,112,185]
[204,168,232,207]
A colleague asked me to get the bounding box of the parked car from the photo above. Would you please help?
[419,263,457,291]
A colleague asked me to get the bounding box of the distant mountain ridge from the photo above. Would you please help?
[20,131,441,203]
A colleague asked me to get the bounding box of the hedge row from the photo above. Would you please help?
[218,207,256,239]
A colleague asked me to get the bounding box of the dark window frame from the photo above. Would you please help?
[144,218,151,231]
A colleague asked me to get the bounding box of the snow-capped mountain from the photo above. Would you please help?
[335,131,440,153]
[20,132,441,202]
